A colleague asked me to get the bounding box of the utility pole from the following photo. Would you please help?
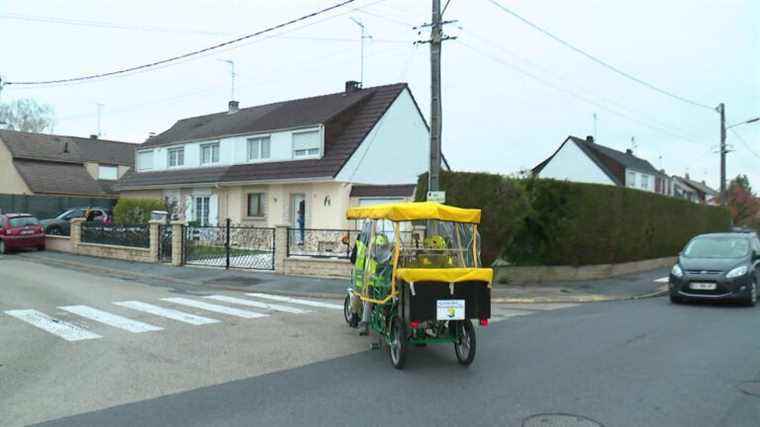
[593,113,597,140]
[717,102,726,206]
[350,17,371,85]
[416,0,456,193]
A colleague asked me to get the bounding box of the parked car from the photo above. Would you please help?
[41,207,111,236]
[0,213,45,254]
[669,233,760,306]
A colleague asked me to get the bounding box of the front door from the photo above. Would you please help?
[290,194,306,243]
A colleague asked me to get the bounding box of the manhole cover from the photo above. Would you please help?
[523,413,603,427]
[738,382,760,397]
[205,276,262,287]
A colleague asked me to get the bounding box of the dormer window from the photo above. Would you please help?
[98,165,118,180]
[292,130,320,158]
[168,147,184,168]
[247,136,271,161]
[200,142,220,165]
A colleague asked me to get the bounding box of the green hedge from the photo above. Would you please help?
[416,171,731,266]
[112,198,166,225]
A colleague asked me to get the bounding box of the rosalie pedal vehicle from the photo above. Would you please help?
[343,201,492,369]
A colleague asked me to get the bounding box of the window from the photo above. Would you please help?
[247,136,271,161]
[641,174,649,190]
[137,150,154,171]
[247,193,264,217]
[98,165,118,180]
[292,130,320,158]
[194,196,210,226]
[9,216,39,228]
[627,171,636,187]
[168,147,184,168]
[200,143,220,165]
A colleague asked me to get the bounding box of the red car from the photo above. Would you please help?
[0,213,45,254]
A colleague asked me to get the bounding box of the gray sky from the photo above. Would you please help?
[1,0,758,189]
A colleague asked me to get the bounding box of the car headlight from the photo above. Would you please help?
[726,266,749,279]
[671,265,684,278]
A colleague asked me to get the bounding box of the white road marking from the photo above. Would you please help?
[4,309,101,341]
[655,277,669,283]
[59,305,163,333]
[162,297,268,319]
[114,301,220,325]
[205,295,309,314]
[246,293,343,310]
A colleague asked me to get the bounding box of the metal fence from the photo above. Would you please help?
[0,193,116,220]
[80,222,150,248]
[287,228,358,259]
[158,224,173,263]
[184,219,275,270]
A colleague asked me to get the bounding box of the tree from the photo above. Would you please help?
[0,98,56,132]
[726,175,759,227]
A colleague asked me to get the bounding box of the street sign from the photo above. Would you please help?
[427,191,446,203]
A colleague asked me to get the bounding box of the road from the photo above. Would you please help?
[2,255,759,426]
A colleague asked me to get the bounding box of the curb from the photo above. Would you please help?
[19,253,669,303]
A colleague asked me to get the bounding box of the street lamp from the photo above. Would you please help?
[727,116,760,130]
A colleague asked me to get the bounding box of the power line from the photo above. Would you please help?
[483,0,715,111]
[730,128,760,160]
[458,40,704,145]
[3,0,359,86]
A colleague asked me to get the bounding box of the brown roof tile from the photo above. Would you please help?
[13,159,108,196]
[0,130,138,166]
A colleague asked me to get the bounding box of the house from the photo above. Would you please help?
[0,130,137,197]
[117,81,430,229]
[533,135,661,192]
[673,174,719,204]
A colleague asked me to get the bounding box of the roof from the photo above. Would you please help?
[0,129,137,166]
[533,136,659,185]
[350,184,417,198]
[346,201,482,224]
[13,159,108,196]
[678,176,718,196]
[119,83,411,189]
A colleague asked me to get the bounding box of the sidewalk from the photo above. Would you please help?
[15,251,669,303]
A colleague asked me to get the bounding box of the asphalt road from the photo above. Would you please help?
[3,254,760,426]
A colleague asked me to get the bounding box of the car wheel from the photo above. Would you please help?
[744,280,757,307]
[669,293,683,304]
[48,227,62,236]
[0,240,5,255]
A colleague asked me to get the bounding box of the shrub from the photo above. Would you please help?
[112,198,166,224]
[417,171,732,266]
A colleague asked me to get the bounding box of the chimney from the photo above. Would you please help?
[685,173,690,180]
[228,100,239,114]
[625,148,633,155]
[89,134,98,139]
[63,142,69,154]
[148,132,156,139]
[345,80,362,93]
[586,135,594,143]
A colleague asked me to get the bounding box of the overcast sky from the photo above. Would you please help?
[1,0,758,189]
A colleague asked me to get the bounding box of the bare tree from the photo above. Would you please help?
[0,99,56,132]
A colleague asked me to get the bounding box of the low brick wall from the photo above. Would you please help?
[494,256,676,285]
[76,242,155,264]
[284,257,352,279]
[45,235,75,253]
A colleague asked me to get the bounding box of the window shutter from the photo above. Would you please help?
[292,131,320,151]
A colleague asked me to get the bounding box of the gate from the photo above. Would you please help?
[158,224,173,263]
[184,219,275,270]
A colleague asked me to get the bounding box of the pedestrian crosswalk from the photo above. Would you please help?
[2,293,339,343]
[3,293,575,343]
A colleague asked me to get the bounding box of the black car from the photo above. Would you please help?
[669,233,760,306]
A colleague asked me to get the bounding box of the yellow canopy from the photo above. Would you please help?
[346,201,482,224]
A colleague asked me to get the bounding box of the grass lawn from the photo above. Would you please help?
[188,245,269,258]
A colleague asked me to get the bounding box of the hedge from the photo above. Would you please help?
[112,198,166,225]
[416,171,732,266]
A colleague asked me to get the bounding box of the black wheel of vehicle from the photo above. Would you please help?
[0,240,5,255]
[669,294,683,304]
[389,317,408,370]
[454,320,477,366]
[47,227,63,236]
[344,295,352,325]
[744,280,757,307]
